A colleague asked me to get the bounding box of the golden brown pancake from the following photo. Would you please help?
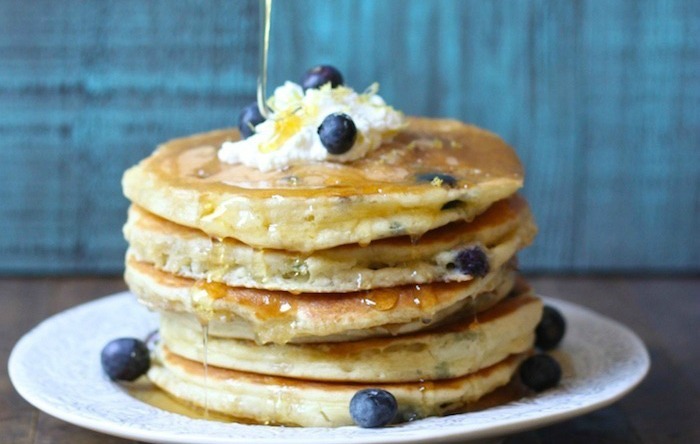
[125,257,519,344]
[123,117,523,252]
[124,195,535,292]
[149,346,530,427]
[159,292,541,382]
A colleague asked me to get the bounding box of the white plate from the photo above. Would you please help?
[9,292,649,444]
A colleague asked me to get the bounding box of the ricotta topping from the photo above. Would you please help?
[218,82,405,171]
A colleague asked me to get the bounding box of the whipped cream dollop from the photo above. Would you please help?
[218,81,405,171]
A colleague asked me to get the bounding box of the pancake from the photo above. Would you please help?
[125,257,519,344]
[160,292,541,382]
[125,195,536,293]
[120,102,540,426]
[122,117,523,252]
[149,346,529,427]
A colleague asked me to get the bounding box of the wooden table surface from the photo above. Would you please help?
[2,275,698,443]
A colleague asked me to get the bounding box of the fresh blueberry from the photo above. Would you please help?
[519,354,562,392]
[318,113,357,155]
[454,246,489,277]
[349,388,398,428]
[535,306,567,350]
[101,338,150,381]
[301,65,344,90]
[416,172,457,187]
[238,102,265,138]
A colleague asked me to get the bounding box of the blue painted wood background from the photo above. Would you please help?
[1,0,698,274]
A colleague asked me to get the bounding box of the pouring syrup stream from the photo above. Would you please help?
[257,0,273,118]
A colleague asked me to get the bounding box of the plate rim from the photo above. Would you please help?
[9,291,650,444]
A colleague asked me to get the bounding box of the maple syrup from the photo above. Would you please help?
[190,279,230,418]
[360,288,399,311]
[257,0,273,118]
[124,377,252,423]
[202,323,210,417]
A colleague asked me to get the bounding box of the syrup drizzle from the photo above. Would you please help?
[202,323,210,417]
[190,280,228,419]
[257,0,273,118]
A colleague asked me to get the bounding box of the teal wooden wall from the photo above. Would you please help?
[1,0,698,274]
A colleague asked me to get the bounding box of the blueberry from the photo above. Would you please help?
[416,172,457,187]
[318,113,357,155]
[454,247,489,277]
[519,354,562,392]
[349,388,398,428]
[101,338,150,381]
[238,102,265,138]
[535,306,567,350]
[301,65,344,90]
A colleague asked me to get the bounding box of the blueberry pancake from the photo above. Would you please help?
[157,291,542,383]
[149,346,529,427]
[122,117,523,252]
[124,195,536,293]
[125,257,519,344]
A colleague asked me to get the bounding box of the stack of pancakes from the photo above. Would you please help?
[122,117,539,426]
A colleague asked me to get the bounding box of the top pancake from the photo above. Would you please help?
[123,117,523,252]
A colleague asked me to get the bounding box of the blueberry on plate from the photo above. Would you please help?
[535,305,567,350]
[238,102,266,138]
[318,113,357,155]
[454,246,490,277]
[101,338,150,381]
[416,172,458,187]
[349,388,398,428]
[301,65,344,90]
[519,354,562,392]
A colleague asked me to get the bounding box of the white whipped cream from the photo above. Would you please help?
[218,81,405,171]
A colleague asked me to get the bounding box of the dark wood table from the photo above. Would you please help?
[2,276,698,443]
